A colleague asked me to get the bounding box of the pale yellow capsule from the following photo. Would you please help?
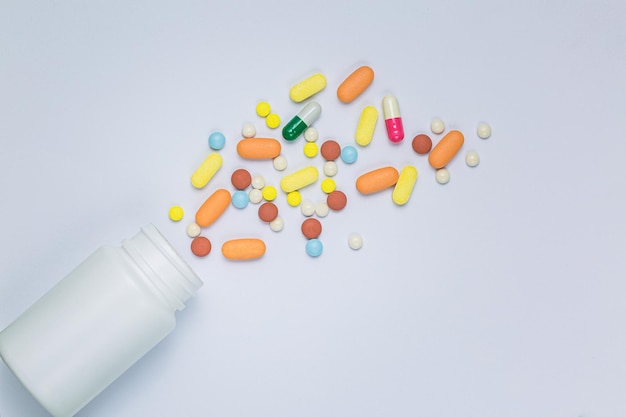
[289,73,327,102]
[392,166,418,206]
[355,105,378,147]
[191,152,223,189]
[280,166,319,193]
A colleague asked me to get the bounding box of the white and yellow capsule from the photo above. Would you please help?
[191,152,223,189]
[392,165,418,205]
[280,166,319,193]
[355,105,378,147]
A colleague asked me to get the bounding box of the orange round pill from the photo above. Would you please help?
[231,168,252,190]
[301,218,322,239]
[327,190,347,211]
[191,236,212,257]
[321,140,341,161]
[412,134,432,155]
[258,202,278,222]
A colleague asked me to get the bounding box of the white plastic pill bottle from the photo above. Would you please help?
[0,224,203,417]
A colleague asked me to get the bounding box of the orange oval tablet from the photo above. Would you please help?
[222,238,266,260]
[236,138,281,159]
[355,166,399,194]
[428,130,465,169]
[195,188,231,227]
[337,66,375,103]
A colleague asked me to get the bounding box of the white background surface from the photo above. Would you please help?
[1,1,625,416]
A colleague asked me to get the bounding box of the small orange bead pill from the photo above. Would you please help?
[355,166,399,194]
[428,130,465,169]
[337,66,375,103]
[236,138,282,159]
[222,238,266,260]
[195,188,231,227]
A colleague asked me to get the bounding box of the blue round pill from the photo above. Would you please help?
[340,145,358,164]
[305,238,323,257]
[231,190,249,209]
[208,131,226,150]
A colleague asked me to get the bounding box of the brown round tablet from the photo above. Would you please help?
[327,190,347,211]
[191,236,212,257]
[231,168,252,190]
[258,202,278,222]
[412,134,432,155]
[301,218,322,239]
[320,140,341,161]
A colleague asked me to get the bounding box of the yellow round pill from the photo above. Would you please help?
[266,113,281,129]
[303,142,318,158]
[321,178,336,194]
[256,101,271,117]
[262,185,277,201]
[168,205,184,222]
[287,191,302,207]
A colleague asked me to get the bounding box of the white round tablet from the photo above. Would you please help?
[241,123,256,138]
[430,118,445,134]
[273,155,288,171]
[465,151,480,167]
[435,168,450,184]
[348,233,363,250]
[477,122,491,139]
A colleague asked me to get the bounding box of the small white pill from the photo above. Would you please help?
[435,168,450,184]
[323,161,338,177]
[430,118,445,134]
[465,151,480,167]
[477,122,491,139]
[249,188,263,204]
[315,202,329,218]
[186,222,201,238]
[301,200,315,217]
[269,216,284,232]
[348,233,363,250]
[304,127,319,142]
[251,175,265,189]
[242,123,256,138]
[273,155,288,171]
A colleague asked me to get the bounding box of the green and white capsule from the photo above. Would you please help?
[282,102,321,141]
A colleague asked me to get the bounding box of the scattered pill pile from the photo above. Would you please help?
[167,64,493,260]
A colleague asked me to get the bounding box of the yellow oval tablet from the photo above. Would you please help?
[289,73,327,103]
[195,188,231,227]
[355,166,399,194]
[222,238,266,260]
[355,105,378,146]
[392,166,418,205]
[280,166,319,193]
[428,130,464,169]
[237,138,281,159]
[191,152,223,189]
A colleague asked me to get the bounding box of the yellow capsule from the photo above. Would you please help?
[355,105,378,147]
[280,166,319,193]
[287,191,302,206]
[191,152,223,189]
[321,178,336,194]
[392,165,418,206]
[289,73,327,103]
[262,185,277,201]
[303,142,318,158]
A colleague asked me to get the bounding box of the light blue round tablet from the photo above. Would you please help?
[231,190,249,209]
[340,145,358,164]
[208,131,226,150]
[305,238,323,257]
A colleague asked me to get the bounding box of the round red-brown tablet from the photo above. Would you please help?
[231,168,252,190]
[320,140,341,161]
[327,190,347,211]
[412,134,432,155]
[191,236,212,257]
[301,218,322,239]
[258,202,278,222]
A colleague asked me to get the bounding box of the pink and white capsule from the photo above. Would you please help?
[382,95,404,143]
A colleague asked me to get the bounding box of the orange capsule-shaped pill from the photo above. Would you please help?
[428,130,465,169]
[337,66,375,103]
[222,238,266,260]
[236,138,282,159]
[195,188,231,227]
[355,166,399,194]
